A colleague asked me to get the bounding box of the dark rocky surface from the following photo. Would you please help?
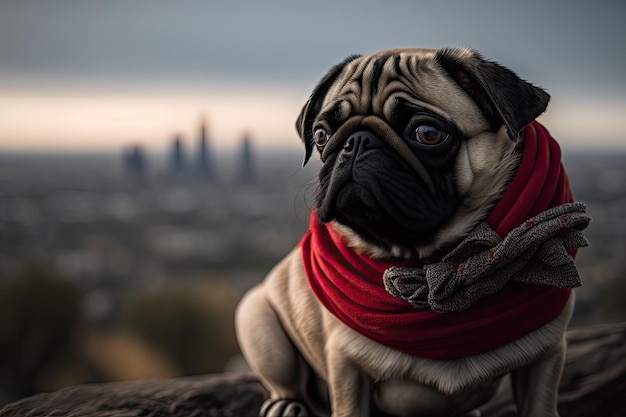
[2,323,625,417]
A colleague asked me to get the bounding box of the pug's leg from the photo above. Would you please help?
[236,285,310,417]
[511,336,566,417]
[325,340,372,417]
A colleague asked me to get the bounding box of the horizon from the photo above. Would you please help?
[2,140,626,158]
[1,80,625,153]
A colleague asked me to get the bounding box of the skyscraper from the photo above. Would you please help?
[238,133,256,184]
[170,134,185,175]
[197,117,214,180]
[122,144,147,181]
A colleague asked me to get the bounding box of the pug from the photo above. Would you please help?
[236,48,587,417]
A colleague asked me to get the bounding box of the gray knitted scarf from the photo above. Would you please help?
[383,202,590,313]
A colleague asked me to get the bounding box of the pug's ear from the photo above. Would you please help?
[296,55,361,166]
[435,48,550,140]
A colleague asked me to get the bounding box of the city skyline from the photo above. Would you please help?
[122,116,257,183]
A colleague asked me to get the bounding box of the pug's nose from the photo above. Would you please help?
[343,131,385,155]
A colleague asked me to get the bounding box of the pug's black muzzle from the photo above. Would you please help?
[317,130,387,222]
[316,117,458,254]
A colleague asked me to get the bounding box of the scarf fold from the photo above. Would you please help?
[384,203,589,313]
[301,121,585,359]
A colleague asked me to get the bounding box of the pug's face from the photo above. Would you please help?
[297,48,550,259]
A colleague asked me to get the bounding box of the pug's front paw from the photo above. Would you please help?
[260,399,309,417]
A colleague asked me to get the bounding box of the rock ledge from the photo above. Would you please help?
[2,323,625,417]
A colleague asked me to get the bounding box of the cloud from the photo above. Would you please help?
[0,1,624,151]
[1,1,624,89]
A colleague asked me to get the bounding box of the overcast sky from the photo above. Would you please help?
[0,0,624,151]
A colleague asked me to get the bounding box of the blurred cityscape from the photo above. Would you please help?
[0,121,625,405]
[0,117,322,404]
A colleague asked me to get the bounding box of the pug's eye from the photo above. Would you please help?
[313,127,331,147]
[413,125,448,145]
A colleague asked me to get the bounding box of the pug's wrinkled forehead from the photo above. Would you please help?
[320,49,490,138]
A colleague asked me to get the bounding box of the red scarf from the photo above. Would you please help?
[301,121,574,359]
